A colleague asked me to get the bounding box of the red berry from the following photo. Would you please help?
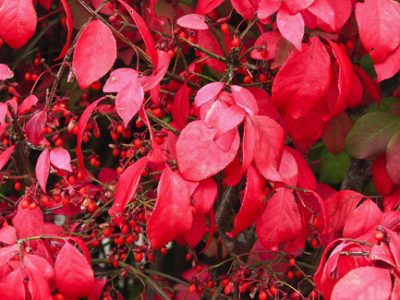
[103,228,112,237]
[270,285,278,296]
[231,36,240,48]
[14,181,21,191]
[375,231,385,242]
[24,72,32,81]
[188,284,196,293]
[289,258,296,266]
[224,285,232,295]
[259,73,267,82]
[21,199,29,209]
[259,291,268,300]
[134,252,143,262]
[220,23,229,33]
[40,195,49,207]
[167,49,175,58]
[31,73,38,82]
[53,293,65,300]
[243,75,252,84]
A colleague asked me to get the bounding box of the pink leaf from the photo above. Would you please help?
[147,166,196,248]
[0,244,18,268]
[18,95,38,115]
[286,147,316,190]
[0,268,25,300]
[276,6,304,50]
[0,0,37,48]
[12,204,44,239]
[205,101,245,137]
[0,145,15,171]
[285,0,316,14]
[115,80,144,127]
[252,115,285,181]
[172,82,189,130]
[177,14,208,30]
[0,225,17,245]
[355,0,400,63]
[0,64,14,80]
[25,110,47,145]
[256,188,302,251]
[192,177,218,214]
[72,20,116,89]
[118,0,158,69]
[331,267,392,300]
[36,148,50,192]
[108,157,148,221]
[272,37,331,118]
[194,82,225,107]
[230,85,259,115]
[176,120,240,181]
[230,165,268,237]
[103,68,139,92]
[55,243,95,299]
[307,0,334,26]
[50,147,72,172]
[139,50,170,91]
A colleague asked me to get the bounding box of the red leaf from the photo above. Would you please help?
[176,120,240,181]
[0,145,15,171]
[55,242,95,299]
[250,31,282,60]
[147,166,196,248]
[36,148,50,192]
[0,268,25,300]
[230,165,268,237]
[172,82,189,129]
[0,0,37,48]
[307,0,334,27]
[258,0,281,19]
[387,132,400,185]
[285,0,315,14]
[139,51,170,92]
[276,6,304,50]
[108,157,148,221]
[372,154,393,195]
[196,0,224,15]
[38,0,52,10]
[24,254,54,282]
[286,147,316,190]
[231,85,259,115]
[194,82,224,107]
[50,147,72,172]
[223,155,245,186]
[241,116,256,171]
[177,14,208,30]
[26,267,52,300]
[331,267,392,300]
[76,98,105,173]
[252,115,285,181]
[0,225,17,245]
[231,0,257,20]
[197,30,225,73]
[0,244,18,268]
[0,64,14,80]
[205,101,245,137]
[374,44,400,82]
[356,0,400,63]
[18,95,38,115]
[272,37,331,118]
[72,20,116,89]
[327,40,355,116]
[277,147,298,186]
[323,190,363,243]
[118,0,158,69]
[25,110,47,145]
[192,177,218,214]
[256,188,302,251]
[12,203,44,239]
[314,0,352,32]
[353,65,381,104]
[89,278,107,300]
[322,113,353,154]
[343,199,382,240]
[56,0,73,60]
[117,83,143,128]
[182,213,208,248]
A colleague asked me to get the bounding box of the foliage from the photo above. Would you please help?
[0,0,399,299]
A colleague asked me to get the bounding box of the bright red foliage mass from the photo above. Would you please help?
[0,0,399,299]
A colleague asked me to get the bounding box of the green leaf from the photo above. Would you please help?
[320,151,350,185]
[346,111,400,159]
